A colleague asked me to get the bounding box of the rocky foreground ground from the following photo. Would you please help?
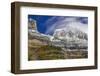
[28,39,88,60]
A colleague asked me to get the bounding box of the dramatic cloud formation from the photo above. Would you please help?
[45,17,88,35]
[28,15,88,35]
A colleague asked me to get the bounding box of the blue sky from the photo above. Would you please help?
[28,15,88,35]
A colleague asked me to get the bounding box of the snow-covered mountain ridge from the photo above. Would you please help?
[28,18,88,49]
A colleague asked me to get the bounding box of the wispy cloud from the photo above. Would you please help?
[45,17,88,35]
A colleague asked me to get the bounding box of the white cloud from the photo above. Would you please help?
[68,21,88,33]
[45,17,88,35]
[45,17,57,25]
